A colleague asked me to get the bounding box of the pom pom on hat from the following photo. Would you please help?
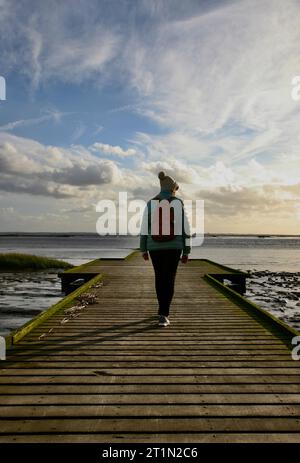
[157,171,179,191]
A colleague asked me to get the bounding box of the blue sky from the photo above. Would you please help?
[0,0,299,233]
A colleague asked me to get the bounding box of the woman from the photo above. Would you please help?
[140,171,191,327]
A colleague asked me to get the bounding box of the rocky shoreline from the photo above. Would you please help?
[245,270,300,331]
[0,271,63,337]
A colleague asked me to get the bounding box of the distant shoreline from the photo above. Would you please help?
[0,232,300,238]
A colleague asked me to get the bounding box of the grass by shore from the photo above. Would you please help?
[0,253,73,271]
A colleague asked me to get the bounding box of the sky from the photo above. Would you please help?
[0,0,299,234]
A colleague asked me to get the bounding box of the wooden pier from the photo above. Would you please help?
[1,250,300,443]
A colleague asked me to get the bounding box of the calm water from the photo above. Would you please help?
[1,233,300,270]
[0,233,299,336]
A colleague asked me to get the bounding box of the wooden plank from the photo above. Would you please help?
[21,336,288,342]
[2,359,298,367]
[1,393,300,405]
[3,368,300,376]
[2,367,300,375]
[30,326,274,332]
[1,404,300,417]
[18,337,288,343]
[17,339,289,345]
[1,417,300,433]
[1,377,300,387]
[0,433,300,443]
[6,355,293,362]
[6,348,292,355]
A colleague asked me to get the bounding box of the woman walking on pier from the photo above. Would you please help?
[140,171,191,327]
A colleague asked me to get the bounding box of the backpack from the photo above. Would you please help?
[149,195,177,242]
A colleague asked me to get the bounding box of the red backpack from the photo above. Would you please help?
[149,195,177,242]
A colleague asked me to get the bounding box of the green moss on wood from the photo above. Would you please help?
[189,258,248,275]
[125,250,140,260]
[63,258,101,274]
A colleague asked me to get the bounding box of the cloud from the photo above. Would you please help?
[94,125,104,135]
[0,178,72,198]
[0,110,69,132]
[43,29,120,84]
[0,206,14,215]
[122,0,300,170]
[49,161,120,186]
[141,158,199,184]
[282,183,300,196]
[91,142,137,157]
[0,133,146,199]
[0,0,122,87]
[0,141,46,175]
[70,122,86,142]
[63,205,95,214]
[197,183,299,221]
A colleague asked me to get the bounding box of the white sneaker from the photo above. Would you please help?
[158,315,170,327]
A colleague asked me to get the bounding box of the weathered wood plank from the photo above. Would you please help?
[2,360,298,368]
[1,376,300,386]
[6,355,293,362]
[2,367,300,375]
[5,348,293,356]
[1,404,300,417]
[1,393,300,405]
[1,417,300,433]
[17,338,288,345]
[0,433,299,443]
[2,366,300,374]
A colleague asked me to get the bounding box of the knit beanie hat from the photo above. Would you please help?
[158,171,179,191]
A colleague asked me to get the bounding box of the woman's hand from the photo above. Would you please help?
[181,254,188,264]
[142,252,149,261]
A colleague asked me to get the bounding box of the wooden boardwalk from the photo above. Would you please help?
[1,251,300,443]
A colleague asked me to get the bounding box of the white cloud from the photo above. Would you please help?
[43,29,120,84]
[0,1,122,87]
[94,125,104,135]
[91,142,137,157]
[70,122,86,142]
[124,0,300,167]
[0,110,69,132]
[0,133,132,196]
[141,158,200,184]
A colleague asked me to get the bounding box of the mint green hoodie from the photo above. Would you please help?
[139,189,191,255]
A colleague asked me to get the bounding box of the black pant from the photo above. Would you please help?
[149,249,182,317]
